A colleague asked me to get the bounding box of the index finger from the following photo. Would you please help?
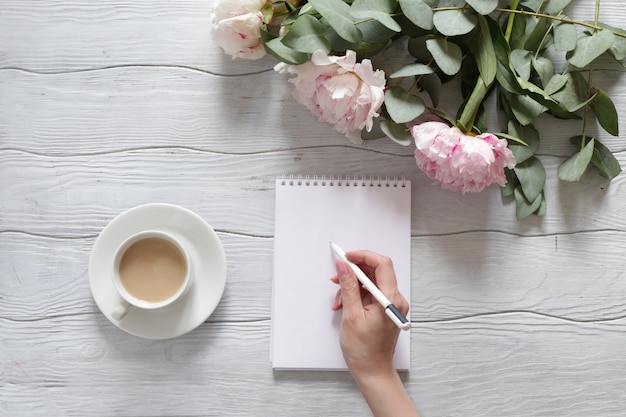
[345,249,398,294]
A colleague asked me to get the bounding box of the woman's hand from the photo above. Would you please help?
[331,250,420,417]
[331,250,408,378]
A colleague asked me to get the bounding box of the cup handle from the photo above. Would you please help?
[111,299,131,321]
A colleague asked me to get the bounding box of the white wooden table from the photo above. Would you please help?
[2,1,626,416]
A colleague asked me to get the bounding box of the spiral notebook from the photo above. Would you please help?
[271,175,411,371]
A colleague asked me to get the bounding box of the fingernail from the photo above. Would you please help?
[336,260,350,278]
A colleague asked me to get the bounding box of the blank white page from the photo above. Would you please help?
[271,176,411,371]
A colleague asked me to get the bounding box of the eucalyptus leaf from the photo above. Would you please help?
[325,29,355,54]
[427,107,456,126]
[351,0,397,14]
[551,72,590,112]
[590,87,619,136]
[282,15,331,53]
[399,0,433,30]
[567,29,615,68]
[544,73,568,95]
[390,63,434,78]
[496,64,524,95]
[419,73,442,107]
[408,36,432,62]
[471,15,497,85]
[396,14,431,38]
[514,156,546,202]
[379,119,413,146]
[527,88,579,120]
[487,16,524,94]
[308,0,362,43]
[507,122,540,164]
[494,132,528,146]
[354,41,388,60]
[350,10,401,32]
[595,22,626,60]
[510,93,546,125]
[356,19,397,44]
[536,194,547,217]
[514,187,543,220]
[532,57,555,88]
[591,141,623,179]
[433,9,477,36]
[557,138,595,181]
[426,38,463,76]
[519,0,542,12]
[509,10,526,50]
[501,168,519,197]
[553,21,577,52]
[524,16,552,52]
[384,86,426,123]
[541,0,573,15]
[510,49,532,81]
[517,77,556,102]
[262,33,309,64]
[569,135,621,179]
[361,117,387,140]
[465,0,498,15]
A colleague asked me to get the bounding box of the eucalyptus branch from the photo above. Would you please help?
[427,5,626,38]
[458,77,488,132]
[494,7,626,38]
[406,58,435,96]
[504,0,521,42]
[581,0,603,147]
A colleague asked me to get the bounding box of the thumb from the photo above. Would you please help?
[335,259,363,315]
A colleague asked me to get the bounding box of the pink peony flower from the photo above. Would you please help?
[411,122,516,193]
[212,0,268,60]
[275,50,386,144]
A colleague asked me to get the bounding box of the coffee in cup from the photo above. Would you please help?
[111,230,191,320]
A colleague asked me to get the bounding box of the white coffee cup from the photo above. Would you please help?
[111,230,191,321]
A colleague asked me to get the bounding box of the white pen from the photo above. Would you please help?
[330,241,411,331]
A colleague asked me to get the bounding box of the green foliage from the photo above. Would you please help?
[379,119,413,145]
[433,8,477,36]
[257,0,625,219]
[590,88,619,136]
[514,156,546,202]
[570,135,622,179]
[308,0,361,43]
[261,30,308,64]
[558,138,595,181]
[389,64,433,78]
[426,38,463,76]
[282,14,330,53]
[399,0,433,30]
[466,0,498,15]
[567,29,615,68]
[384,86,426,124]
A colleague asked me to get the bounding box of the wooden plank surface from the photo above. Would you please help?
[2,1,626,416]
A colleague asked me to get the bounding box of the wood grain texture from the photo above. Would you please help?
[2,0,626,416]
[2,148,626,236]
[1,66,625,156]
[0,0,275,75]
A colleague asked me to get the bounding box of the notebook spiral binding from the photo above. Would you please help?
[279,175,407,188]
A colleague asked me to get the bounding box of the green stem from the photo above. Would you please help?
[458,77,488,133]
[426,6,626,39]
[504,0,521,42]
[494,7,626,38]
[406,58,435,95]
[581,0,602,148]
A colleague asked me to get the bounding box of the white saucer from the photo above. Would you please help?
[89,203,227,339]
